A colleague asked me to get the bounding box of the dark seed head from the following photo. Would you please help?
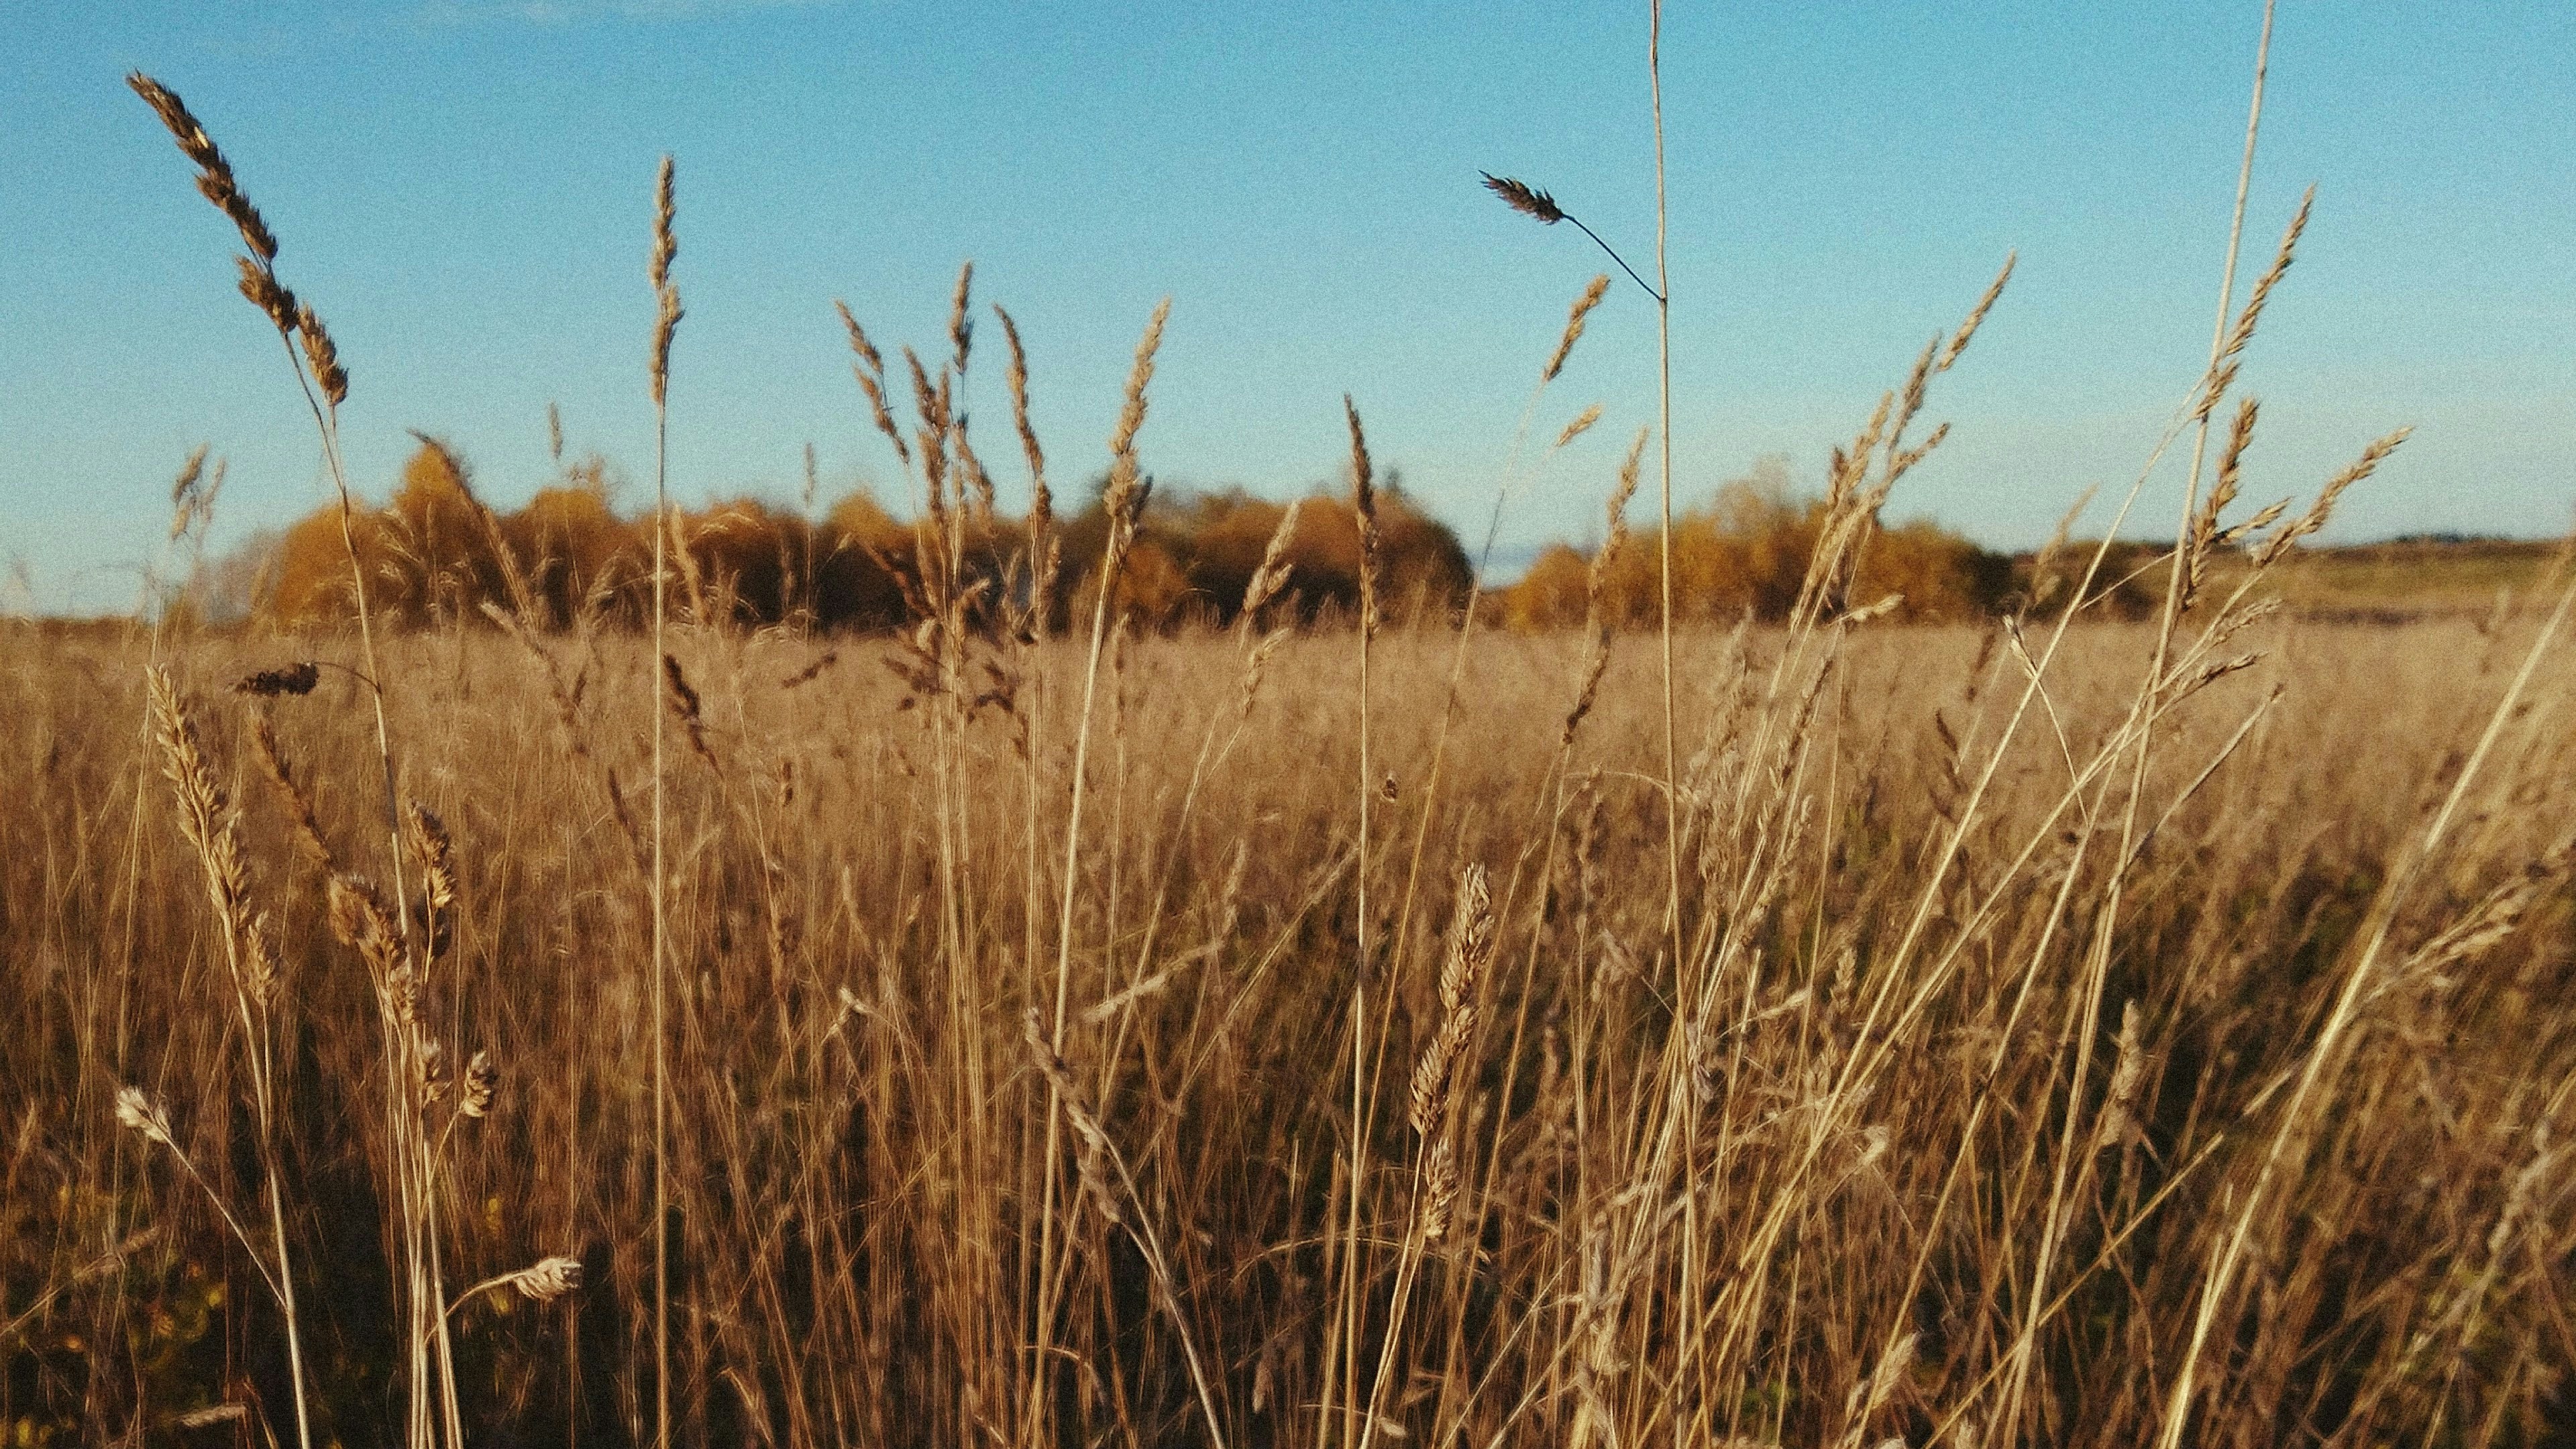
[1481,172,1566,225]
[233,661,321,698]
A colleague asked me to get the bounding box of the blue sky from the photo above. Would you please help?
[4,1,2572,613]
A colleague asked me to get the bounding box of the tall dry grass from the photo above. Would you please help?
[9,602,2574,1446]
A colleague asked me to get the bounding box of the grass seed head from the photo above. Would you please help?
[649,154,683,406]
[1544,274,1613,382]
[116,1087,178,1150]
[1481,171,1566,224]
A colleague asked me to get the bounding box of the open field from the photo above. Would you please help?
[11,26,2575,1449]
[2236,540,2570,620]
[7,602,2574,1446]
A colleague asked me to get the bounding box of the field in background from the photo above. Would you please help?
[2229,538,2567,619]
[6,604,2573,1446]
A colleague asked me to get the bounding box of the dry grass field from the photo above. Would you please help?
[10,35,2576,1449]
[7,599,2575,1447]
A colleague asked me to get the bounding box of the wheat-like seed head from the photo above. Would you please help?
[1938,251,2016,373]
[1102,299,1172,548]
[244,912,283,1010]
[1407,864,1494,1138]
[327,873,403,981]
[128,72,354,405]
[2398,837,2576,987]
[1241,498,1304,621]
[1886,421,1951,492]
[453,1253,587,1325]
[294,302,348,408]
[1022,1010,1126,1228]
[836,301,912,468]
[127,74,279,264]
[2094,1000,2149,1154]
[993,305,1051,539]
[147,668,251,941]
[1344,394,1379,639]
[1481,172,1566,225]
[2183,396,2263,610]
[1438,864,1493,1017]
[1544,274,1613,383]
[1562,430,1649,747]
[167,446,211,544]
[1829,392,1895,511]
[2212,396,2259,524]
[402,800,458,958]
[1417,1138,1459,1244]
[248,712,335,873]
[2218,186,2314,375]
[405,802,456,913]
[2253,426,2410,568]
[1554,404,1605,453]
[1850,1331,1919,1434]
[947,260,975,376]
[957,428,998,525]
[649,155,683,407]
[833,299,883,375]
[1584,429,1646,618]
[458,1049,498,1119]
[230,254,300,337]
[115,1086,176,1148]
[511,1255,584,1303]
[905,348,945,445]
[415,1035,446,1105]
[662,653,720,771]
[1892,333,1941,454]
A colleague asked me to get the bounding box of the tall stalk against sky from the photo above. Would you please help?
[645,152,683,1449]
[125,72,378,1449]
[1477,0,1684,989]
[1648,0,1680,1002]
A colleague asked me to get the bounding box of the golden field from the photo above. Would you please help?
[9,51,2575,1449]
[6,598,2573,1446]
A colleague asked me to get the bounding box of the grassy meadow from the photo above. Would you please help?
[7,44,2576,1449]
[8,590,2575,1446]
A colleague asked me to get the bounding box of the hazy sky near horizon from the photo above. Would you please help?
[3,0,2572,613]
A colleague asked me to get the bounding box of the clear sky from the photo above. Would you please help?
[4,1,2571,614]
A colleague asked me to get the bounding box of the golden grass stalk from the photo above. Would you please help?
[1360,868,1495,1449]
[127,72,394,894]
[123,104,437,1434]
[1562,429,1649,749]
[1646,0,1685,1134]
[1335,391,1381,1449]
[994,303,1057,629]
[143,667,317,1449]
[645,150,682,1449]
[1030,298,1171,1443]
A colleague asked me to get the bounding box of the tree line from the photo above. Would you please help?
[219,437,2041,633]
